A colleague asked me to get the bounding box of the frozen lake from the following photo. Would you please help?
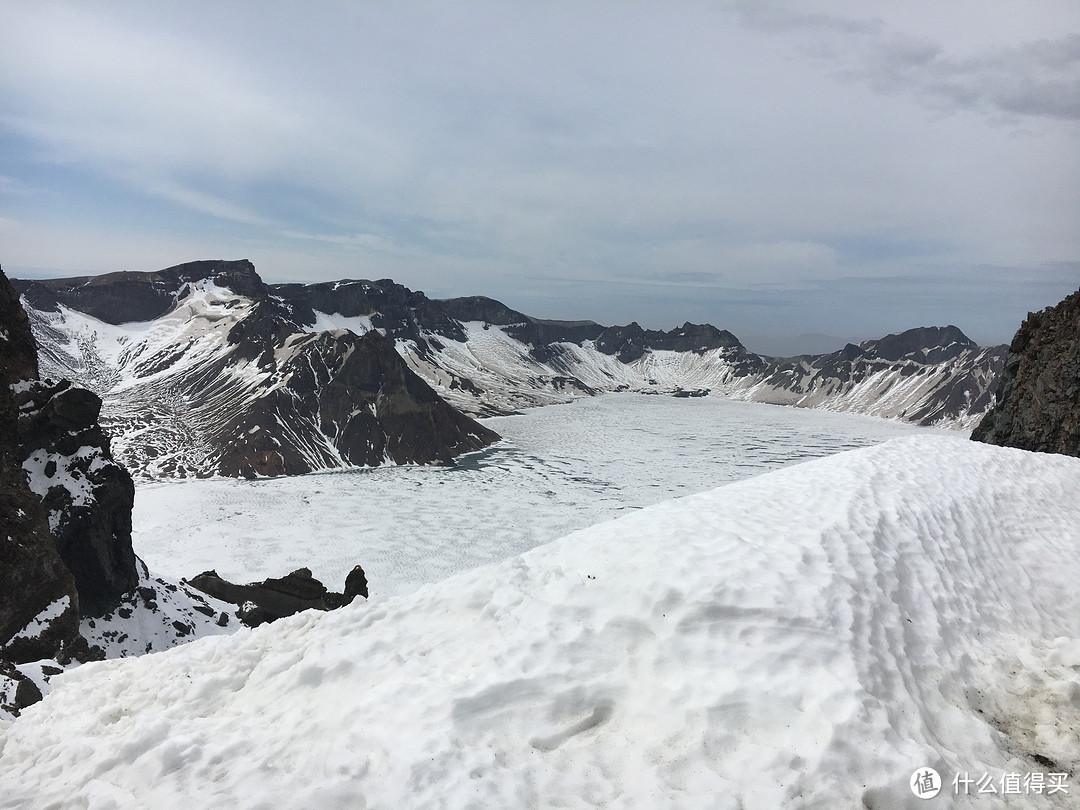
[133,395,949,596]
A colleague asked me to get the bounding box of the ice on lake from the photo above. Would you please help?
[134,395,948,596]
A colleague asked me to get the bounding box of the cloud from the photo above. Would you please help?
[731,2,1080,124]
[0,1,1076,348]
[852,32,1080,122]
[733,3,884,36]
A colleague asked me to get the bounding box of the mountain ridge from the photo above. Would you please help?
[13,260,1006,478]
[14,261,500,478]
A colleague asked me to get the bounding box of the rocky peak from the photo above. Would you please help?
[276,278,469,349]
[971,288,1080,456]
[595,320,751,364]
[655,322,745,354]
[595,322,648,362]
[12,259,263,325]
[0,266,40,381]
[438,295,530,326]
[861,325,977,363]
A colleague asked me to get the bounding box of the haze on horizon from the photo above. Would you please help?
[1,1,1077,356]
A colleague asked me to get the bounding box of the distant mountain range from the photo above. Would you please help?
[13,260,1006,478]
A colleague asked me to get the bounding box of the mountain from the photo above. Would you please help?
[14,261,499,478]
[3,263,382,719]
[972,287,1080,456]
[2,436,1078,807]
[13,260,1004,478]
[740,326,1003,427]
[271,275,1003,426]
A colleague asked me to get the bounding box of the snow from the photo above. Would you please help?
[25,280,255,394]
[300,310,375,335]
[5,597,70,644]
[2,436,1078,808]
[395,320,998,429]
[79,561,236,660]
[131,394,938,595]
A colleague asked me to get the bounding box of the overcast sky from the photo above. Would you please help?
[1,1,1078,354]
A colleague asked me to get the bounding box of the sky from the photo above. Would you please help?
[1,1,1078,355]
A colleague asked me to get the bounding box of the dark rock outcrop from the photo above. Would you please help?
[277,278,469,356]
[343,565,369,602]
[0,268,82,664]
[186,566,367,627]
[206,321,499,478]
[439,296,606,347]
[15,380,138,615]
[594,321,762,369]
[972,289,1080,455]
[861,325,977,363]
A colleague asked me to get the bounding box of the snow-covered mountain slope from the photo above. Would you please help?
[398,320,1002,428]
[78,559,236,660]
[278,281,1003,427]
[1,437,1077,808]
[14,261,1004,478]
[15,262,498,478]
[223,271,1006,428]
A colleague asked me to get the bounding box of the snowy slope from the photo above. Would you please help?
[22,270,498,478]
[1,437,1077,808]
[17,266,1003,480]
[406,321,1003,429]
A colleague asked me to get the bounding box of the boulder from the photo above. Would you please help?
[186,565,368,627]
[343,565,369,603]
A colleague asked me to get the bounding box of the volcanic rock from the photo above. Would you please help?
[186,566,368,627]
[971,288,1080,456]
[16,262,502,478]
[0,268,82,663]
[15,378,138,616]
[343,565,369,603]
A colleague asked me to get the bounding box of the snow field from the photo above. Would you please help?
[131,394,935,596]
[2,436,1078,808]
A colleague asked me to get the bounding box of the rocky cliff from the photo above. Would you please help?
[971,288,1080,456]
[273,276,1003,426]
[15,379,138,615]
[0,268,83,668]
